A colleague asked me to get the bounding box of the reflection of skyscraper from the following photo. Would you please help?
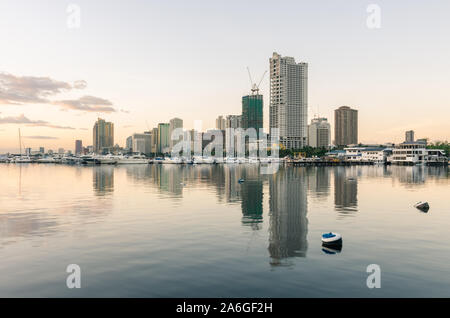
[307,167,331,199]
[268,167,308,266]
[334,167,358,214]
[93,166,114,195]
[240,178,263,230]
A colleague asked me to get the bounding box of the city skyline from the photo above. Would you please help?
[1,1,450,153]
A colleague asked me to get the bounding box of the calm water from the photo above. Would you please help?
[0,164,449,297]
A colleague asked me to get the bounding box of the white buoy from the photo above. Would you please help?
[321,232,342,246]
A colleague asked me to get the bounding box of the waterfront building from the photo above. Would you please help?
[58,148,64,154]
[269,52,308,149]
[93,118,114,154]
[39,147,45,154]
[75,140,83,155]
[169,118,183,151]
[344,146,392,163]
[392,141,447,165]
[216,116,226,130]
[157,123,170,154]
[308,117,330,148]
[334,106,358,147]
[405,130,415,143]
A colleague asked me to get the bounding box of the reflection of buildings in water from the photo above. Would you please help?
[306,167,330,199]
[240,179,263,230]
[223,165,241,203]
[268,167,308,266]
[390,165,426,185]
[93,166,114,195]
[388,165,449,187]
[334,167,358,214]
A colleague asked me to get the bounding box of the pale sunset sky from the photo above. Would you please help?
[0,0,449,153]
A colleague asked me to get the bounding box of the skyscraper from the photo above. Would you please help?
[226,115,242,129]
[334,106,358,147]
[405,130,415,143]
[75,140,83,155]
[242,94,263,138]
[93,118,114,153]
[169,117,183,150]
[308,118,331,148]
[132,132,152,155]
[269,52,308,149]
[157,123,170,153]
[216,115,226,130]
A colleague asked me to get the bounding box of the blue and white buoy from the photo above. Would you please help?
[321,232,342,246]
[238,178,245,183]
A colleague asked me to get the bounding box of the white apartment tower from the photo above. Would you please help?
[269,52,308,149]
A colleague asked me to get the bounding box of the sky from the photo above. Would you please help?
[0,0,449,153]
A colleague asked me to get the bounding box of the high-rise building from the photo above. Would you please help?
[151,127,158,154]
[308,118,330,148]
[216,115,226,130]
[125,136,133,151]
[169,118,183,150]
[405,130,415,143]
[269,52,308,149]
[75,140,83,155]
[93,118,114,153]
[157,123,170,153]
[334,106,358,147]
[242,94,263,138]
[226,115,242,129]
[132,132,152,155]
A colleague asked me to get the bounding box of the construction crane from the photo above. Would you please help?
[247,67,267,95]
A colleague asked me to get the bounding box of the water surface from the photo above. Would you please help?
[0,164,449,297]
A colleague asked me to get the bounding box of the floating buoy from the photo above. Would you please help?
[321,232,342,246]
[414,201,429,213]
[238,178,245,183]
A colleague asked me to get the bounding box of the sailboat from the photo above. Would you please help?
[14,129,32,163]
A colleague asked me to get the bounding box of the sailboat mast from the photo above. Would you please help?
[19,128,22,156]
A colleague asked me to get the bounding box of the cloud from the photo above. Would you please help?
[0,73,116,113]
[73,80,87,89]
[0,73,72,105]
[24,135,59,140]
[0,114,75,130]
[53,95,116,113]
[120,109,130,114]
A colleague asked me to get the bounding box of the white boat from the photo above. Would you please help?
[163,157,182,164]
[37,157,59,163]
[202,156,214,164]
[225,157,238,164]
[94,154,117,165]
[13,156,32,163]
[116,154,149,164]
[248,157,259,164]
